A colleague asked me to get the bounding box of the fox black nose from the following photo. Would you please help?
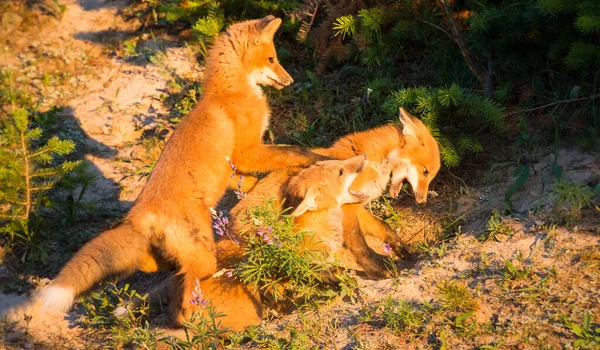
[282,76,294,85]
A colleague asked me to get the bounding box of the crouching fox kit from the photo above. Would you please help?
[235,108,442,276]
[6,16,324,325]
[230,155,381,275]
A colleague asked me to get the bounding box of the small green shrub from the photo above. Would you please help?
[0,108,80,263]
[502,259,531,283]
[80,281,157,348]
[437,280,478,314]
[550,179,595,226]
[563,312,600,349]
[479,210,514,242]
[159,306,228,350]
[378,297,423,333]
[235,198,330,304]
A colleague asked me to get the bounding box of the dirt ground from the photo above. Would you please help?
[0,0,599,349]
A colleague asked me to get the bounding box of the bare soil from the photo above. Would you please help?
[0,1,599,349]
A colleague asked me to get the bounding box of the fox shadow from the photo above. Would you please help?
[22,106,135,278]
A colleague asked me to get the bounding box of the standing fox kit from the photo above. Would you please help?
[11,16,323,325]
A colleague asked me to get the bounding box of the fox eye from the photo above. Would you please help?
[268,57,275,64]
[423,167,429,176]
[339,168,344,176]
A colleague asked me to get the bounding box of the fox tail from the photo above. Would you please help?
[38,223,147,312]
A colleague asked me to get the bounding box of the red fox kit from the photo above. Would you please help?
[312,108,441,263]
[7,16,324,326]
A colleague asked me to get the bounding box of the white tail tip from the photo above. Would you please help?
[39,286,75,313]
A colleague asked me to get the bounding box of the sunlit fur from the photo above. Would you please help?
[5,16,323,327]
[233,108,441,277]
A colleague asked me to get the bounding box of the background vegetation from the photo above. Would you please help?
[1,0,599,348]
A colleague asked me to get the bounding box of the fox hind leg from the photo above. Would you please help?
[162,209,218,325]
[353,205,413,260]
[342,204,388,279]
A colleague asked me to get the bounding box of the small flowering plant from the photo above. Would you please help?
[235,198,330,303]
[383,243,393,255]
[190,278,209,307]
[382,243,400,278]
[209,207,239,245]
[225,156,246,199]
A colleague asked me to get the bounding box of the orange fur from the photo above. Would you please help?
[165,156,369,333]
[233,109,441,273]
[16,16,325,326]
[168,239,262,334]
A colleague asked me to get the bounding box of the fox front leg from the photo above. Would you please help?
[353,205,413,260]
[233,144,326,173]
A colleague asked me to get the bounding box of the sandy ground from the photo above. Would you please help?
[0,0,599,348]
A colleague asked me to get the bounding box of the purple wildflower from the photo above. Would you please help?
[225,270,233,278]
[209,207,239,245]
[226,156,246,199]
[383,243,392,255]
[262,233,274,245]
[190,278,208,307]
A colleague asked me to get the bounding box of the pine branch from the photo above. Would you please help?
[18,121,32,220]
[416,18,453,41]
[0,214,23,219]
[297,0,320,41]
[29,170,59,178]
[503,94,600,116]
[27,148,52,160]
[435,0,491,96]
[3,199,27,205]
[29,186,54,192]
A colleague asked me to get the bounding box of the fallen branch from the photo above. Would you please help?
[503,94,600,117]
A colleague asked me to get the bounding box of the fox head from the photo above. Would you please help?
[231,16,293,90]
[388,108,441,204]
[287,155,369,216]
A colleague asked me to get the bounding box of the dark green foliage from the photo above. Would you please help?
[384,84,502,167]
[550,179,596,225]
[133,0,600,171]
[537,0,600,70]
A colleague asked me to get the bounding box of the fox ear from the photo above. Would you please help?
[399,107,419,137]
[291,187,318,217]
[255,17,282,44]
